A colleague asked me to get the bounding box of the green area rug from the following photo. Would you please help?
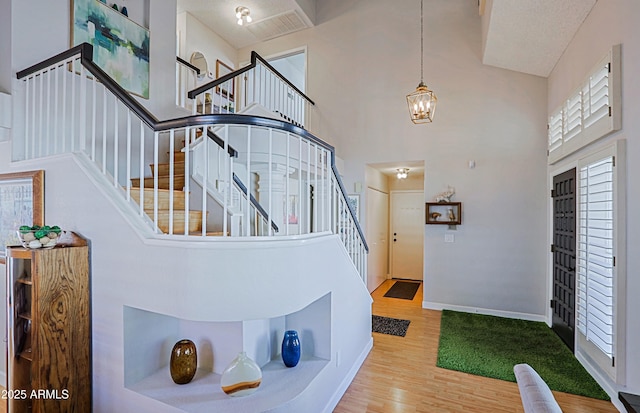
[436,310,609,400]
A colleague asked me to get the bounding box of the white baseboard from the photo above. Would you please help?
[322,337,373,413]
[422,300,546,323]
[575,351,626,412]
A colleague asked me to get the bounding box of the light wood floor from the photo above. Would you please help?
[333,279,618,413]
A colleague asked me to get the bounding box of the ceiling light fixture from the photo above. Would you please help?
[397,168,409,179]
[406,0,437,124]
[235,6,252,26]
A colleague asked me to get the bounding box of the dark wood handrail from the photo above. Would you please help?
[207,129,239,158]
[16,44,367,251]
[233,173,279,233]
[176,56,200,75]
[187,51,315,106]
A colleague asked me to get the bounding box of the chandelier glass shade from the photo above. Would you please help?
[396,168,409,179]
[407,0,437,124]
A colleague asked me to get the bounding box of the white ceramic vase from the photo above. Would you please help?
[220,351,262,397]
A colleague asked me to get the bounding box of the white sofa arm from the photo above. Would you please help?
[514,363,563,413]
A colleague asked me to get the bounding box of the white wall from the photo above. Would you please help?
[238,0,549,318]
[0,0,11,94]
[547,0,640,398]
[177,11,238,80]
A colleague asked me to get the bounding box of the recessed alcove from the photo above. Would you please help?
[123,293,331,412]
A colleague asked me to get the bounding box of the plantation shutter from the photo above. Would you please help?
[582,63,610,129]
[548,109,563,155]
[577,156,614,359]
[547,45,620,165]
[563,92,582,143]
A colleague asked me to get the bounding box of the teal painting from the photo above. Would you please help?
[72,0,150,98]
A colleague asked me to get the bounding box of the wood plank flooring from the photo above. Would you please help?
[333,279,618,413]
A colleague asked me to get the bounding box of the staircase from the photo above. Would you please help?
[130,148,205,235]
[15,43,368,278]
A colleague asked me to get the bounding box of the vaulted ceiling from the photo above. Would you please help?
[177,0,598,78]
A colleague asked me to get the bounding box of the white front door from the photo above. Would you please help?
[390,191,424,281]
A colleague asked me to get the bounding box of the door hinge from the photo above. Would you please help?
[551,244,556,253]
[613,156,616,167]
[550,299,554,308]
[612,356,615,367]
[609,106,612,117]
[551,189,556,198]
[613,256,616,267]
[608,62,612,73]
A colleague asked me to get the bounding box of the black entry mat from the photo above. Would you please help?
[383,281,420,300]
[372,315,411,337]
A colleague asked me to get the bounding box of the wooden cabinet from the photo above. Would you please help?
[425,202,462,225]
[5,232,91,413]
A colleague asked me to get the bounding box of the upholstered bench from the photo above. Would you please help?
[514,363,563,413]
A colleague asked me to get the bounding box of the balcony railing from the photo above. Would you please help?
[184,51,314,129]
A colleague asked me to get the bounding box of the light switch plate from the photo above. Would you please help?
[445,233,455,243]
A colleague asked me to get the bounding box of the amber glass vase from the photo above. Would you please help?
[170,339,197,384]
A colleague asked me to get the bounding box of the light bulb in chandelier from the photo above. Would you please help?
[235,6,252,26]
[397,168,409,180]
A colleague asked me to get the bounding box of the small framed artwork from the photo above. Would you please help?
[215,59,235,101]
[0,170,44,263]
[347,194,360,221]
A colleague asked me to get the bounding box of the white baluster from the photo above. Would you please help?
[139,120,145,218]
[153,131,160,233]
[126,110,132,201]
[169,129,175,235]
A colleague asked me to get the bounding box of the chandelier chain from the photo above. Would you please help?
[420,0,424,84]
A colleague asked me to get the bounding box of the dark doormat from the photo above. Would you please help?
[383,280,420,300]
[372,315,411,337]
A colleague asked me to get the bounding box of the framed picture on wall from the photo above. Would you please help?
[71,0,150,98]
[0,170,44,264]
[215,59,235,101]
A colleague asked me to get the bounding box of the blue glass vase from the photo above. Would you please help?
[281,330,301,367]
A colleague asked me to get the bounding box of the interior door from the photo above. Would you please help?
[390,191,424,281]
[366,187,389,292]
[551,168,577,350]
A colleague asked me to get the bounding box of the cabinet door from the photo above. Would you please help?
[33,247,91,412]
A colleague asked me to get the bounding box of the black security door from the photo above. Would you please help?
[551,168,577,351]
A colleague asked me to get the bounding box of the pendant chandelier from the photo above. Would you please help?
[406,0,437,124]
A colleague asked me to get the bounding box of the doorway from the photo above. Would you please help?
[365,161,424,292]
[390,191,424,281]
[551,168,577,351]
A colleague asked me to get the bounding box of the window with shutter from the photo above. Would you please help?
[577,156,614,357]
[547,45,620,164]
[575,141,626,383]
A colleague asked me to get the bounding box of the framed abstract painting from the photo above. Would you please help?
[72,0,150,98]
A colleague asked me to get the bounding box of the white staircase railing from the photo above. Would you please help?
[15,44,368,278]
[175,57,199,109]
[184,51,314,129]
